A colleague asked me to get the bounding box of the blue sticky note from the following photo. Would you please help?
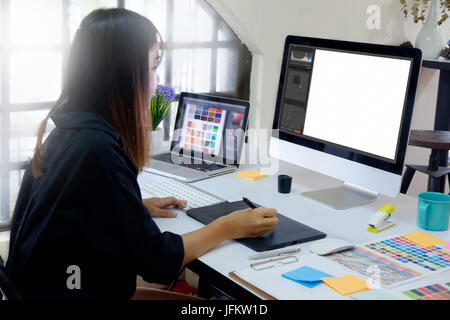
[282,266,333,288]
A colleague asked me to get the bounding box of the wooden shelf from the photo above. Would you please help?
[422,58,450,71]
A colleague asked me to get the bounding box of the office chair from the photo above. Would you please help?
[132,266,203,300]
[0,255,22,300]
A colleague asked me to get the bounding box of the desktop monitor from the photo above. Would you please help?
[270,35,422,209]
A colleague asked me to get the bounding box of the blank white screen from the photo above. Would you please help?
[303,49,411,161]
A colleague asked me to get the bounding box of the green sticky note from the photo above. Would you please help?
[402,290,419,299]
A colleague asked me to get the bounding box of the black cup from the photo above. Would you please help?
[278,175,292,194]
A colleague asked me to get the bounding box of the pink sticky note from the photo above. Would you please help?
[443,242,450,250]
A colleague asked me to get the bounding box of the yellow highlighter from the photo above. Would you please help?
[367,204,395,233]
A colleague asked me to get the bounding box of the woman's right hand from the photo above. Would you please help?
[219,207,279,239]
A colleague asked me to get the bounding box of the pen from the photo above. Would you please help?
[242,197,258,209]
[248,248,301,260]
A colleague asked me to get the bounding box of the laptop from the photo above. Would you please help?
[145,92,250,182]
[187,200,327,252]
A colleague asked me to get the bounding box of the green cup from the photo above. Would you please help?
[417,192,450,231]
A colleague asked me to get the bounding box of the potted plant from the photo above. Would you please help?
[150,84,176,154]
[400,0,450,58]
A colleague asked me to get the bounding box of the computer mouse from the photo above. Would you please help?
[309,238,354,256]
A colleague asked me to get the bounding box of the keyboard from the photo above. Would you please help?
[140,178,227,211]
[153,153,227,172]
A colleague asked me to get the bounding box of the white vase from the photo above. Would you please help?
[415,0,445,59]
[150,127,164,155]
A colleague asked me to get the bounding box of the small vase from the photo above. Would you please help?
[415,0,445,59]
[150,127,164,155]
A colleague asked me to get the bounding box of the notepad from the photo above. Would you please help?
[321,274,369,296]
[282,266,333,288]
[234,170,268,181]
[403,231,446,248]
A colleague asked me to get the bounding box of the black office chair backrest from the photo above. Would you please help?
[0,255,22,300]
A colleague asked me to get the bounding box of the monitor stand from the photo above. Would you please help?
[301,182,378,210]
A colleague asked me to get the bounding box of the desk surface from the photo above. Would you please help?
[138,160,450,300]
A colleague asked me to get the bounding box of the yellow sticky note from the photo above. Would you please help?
[234,170,267,181]
[402,231,446,248]
[321,275,369,296]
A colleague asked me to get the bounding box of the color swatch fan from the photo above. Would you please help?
[326,232,450,288]
[402,282,450,300]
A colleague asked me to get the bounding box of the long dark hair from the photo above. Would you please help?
[32,8,161,177]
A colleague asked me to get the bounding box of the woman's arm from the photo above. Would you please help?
[181,207,278,265]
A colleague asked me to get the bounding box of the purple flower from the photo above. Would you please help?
[156,85,176,102]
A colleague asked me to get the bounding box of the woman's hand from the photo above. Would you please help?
[180,206,278,265]
[143,197,187,218]
[219,207,279,239]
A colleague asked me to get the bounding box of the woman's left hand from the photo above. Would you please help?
[143,197,187,218]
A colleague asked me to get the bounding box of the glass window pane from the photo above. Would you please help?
[10,52,62,104]
[126,0,168,40]
[69,0,117,41]
[11,0,63,45]
[172,49,211,93]
[218,24,234,42]
[0,55,2,102]
[173,0,213,42]
[217,48,237,93]
[126,0,167,86]
[0,1,2,44]
[10,110,50,163]
[0,114,4,224]
[10,169,25,218]
[157,54,166,86]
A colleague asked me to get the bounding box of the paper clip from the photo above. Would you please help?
[250,255,299,271]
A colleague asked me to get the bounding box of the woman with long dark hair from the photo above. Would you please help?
[5,8,277,300]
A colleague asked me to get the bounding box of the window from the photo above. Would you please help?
[126,0,252,138]
[0,0,118,230]
[0,0,252,230]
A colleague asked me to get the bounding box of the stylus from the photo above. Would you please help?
[242,197,258,209]
[248,248,301,260]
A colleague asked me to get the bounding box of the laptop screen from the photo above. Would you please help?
[172,93,249,165]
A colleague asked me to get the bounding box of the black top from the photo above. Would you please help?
[5,111,184,300]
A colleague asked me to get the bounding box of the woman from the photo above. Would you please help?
[5,8,278,300]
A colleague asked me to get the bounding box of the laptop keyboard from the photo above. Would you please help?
[153,153,227,172]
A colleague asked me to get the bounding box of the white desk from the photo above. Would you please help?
[138,160,450,300]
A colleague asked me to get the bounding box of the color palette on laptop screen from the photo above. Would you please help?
[365,236,450,272]
[402,282,450,300]
[191,104,223,123]
[181,104,226,155]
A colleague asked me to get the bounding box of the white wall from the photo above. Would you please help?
[208,0,450,197]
